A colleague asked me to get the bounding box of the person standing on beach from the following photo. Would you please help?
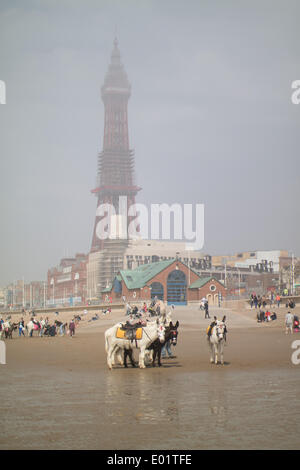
[18,318,25,336]
[161,339,173,359]
[69,319,75,337]
[276,294,281,308]
[285,311,294,334]
[126,302,131,315]
[204,300,210,319]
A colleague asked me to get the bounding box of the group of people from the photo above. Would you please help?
[0,315,77,338]
[250,292,297,310]
[34,316,77,337]
[125,299,162,318]
[124,299,176,359]
[250,292,282,309]
[256,310,277,323]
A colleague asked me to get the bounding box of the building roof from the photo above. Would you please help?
[189,276,218,289]
[119,259,175,289]
[101,286,112,293]
[102,258,215,293]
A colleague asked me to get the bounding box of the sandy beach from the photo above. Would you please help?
[1,303,300,450]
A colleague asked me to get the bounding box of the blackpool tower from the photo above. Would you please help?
[90,38,141,290]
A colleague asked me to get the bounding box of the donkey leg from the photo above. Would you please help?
[123,349,128,368]
[214,344,218,364]
[129,349,136,367]
[157,347,163,367]
[209,342,214,363]
[107,344,117,369]
[139,347,146,369]
[220,343,224,365]
[115,347,124,366]
[152,349,157,367]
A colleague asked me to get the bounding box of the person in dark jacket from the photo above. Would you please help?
[69,319,76,337]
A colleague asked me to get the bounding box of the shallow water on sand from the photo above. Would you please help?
[1,365,300,450]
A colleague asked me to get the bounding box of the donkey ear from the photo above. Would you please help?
[175,320,179,327]
[169,321,173,327]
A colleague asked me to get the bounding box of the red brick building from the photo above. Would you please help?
[101,258,226,305]
[47,253,88,306]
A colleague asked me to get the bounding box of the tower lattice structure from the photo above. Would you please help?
[90,38,141,290]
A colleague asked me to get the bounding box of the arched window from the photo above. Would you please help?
[167,270,187,305]
[150,282,164,301]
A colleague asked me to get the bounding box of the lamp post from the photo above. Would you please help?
[237,269,241,297]
[50,278,54,306]
[185,245,194,287]
[43,282,46,308]
[12,281,15,309]
[74,273,79,305]
[291,252,295,295]
[22,277,25,308]
[30,283,32,309]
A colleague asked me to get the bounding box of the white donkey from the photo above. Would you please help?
[105,318,166,369]
[26,320,40,337]
[207,318,227,365]
[0,321,11,340]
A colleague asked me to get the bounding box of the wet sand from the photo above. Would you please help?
[1,304,300,450]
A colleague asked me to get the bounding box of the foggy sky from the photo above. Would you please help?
[0,0,299,285]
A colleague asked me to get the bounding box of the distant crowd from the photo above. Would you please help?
[249,292,296,309]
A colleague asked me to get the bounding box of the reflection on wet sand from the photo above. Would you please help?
[102,368,300,450]
[104,371,179,425]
